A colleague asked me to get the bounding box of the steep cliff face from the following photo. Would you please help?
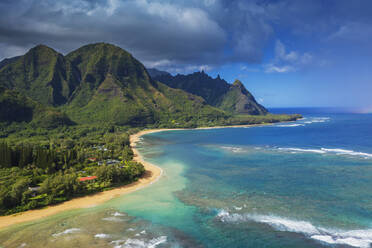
[151,70,268,115]
[217,80,268,115]
[0,45,79,106]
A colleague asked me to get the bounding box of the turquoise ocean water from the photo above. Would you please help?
[1,109,372,248]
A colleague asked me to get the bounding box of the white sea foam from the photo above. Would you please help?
[112,212,126,217]
[216,210,372,248]
[102,217,125,222]
[216,144,372,160]
[278,147,327,154]
[220,146,245,153]
[95,233,111,239]
[274,117,331,127]
[52,228,81,237]
[110,239,126,248]
[303,117,331,124]
[111,236,167,248]
[321,148,372,158]
[277,124,305,127]
[277,147,372,159]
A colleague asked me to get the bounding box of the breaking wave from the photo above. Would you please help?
[302,117,331,124]
[52,228,81,237]
[277,124,305,127]
[214,144,372,159]
[94,233,111,239]
[277,147,372,159]
[102,211,127,222]
[102,217,125,222]
[112,212,126,217]
[219,146,246,153]
[275,117,331,127]
[217,210,372,248]
[110,236,167,248]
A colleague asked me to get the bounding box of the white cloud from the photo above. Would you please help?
[264,64,295,73]
[204,0,216,7]
[264,40,313,73]
[275,40,298,62]
[105,0,119,16]
[144,59,172,68]
[300,53,313,64]
[327,22,372,43]
[1,0,368,71]
[241,65,260,72]
[165,64,214,75]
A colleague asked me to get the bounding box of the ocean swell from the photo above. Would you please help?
[217,210,372,248]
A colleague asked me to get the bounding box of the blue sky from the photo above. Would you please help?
[0,0,371,111]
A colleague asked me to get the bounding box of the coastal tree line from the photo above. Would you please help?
[0,129,144,215]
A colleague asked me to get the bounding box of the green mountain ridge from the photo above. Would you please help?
[0,43,229,128]
[0,43,299,129]
[150,70,268,115]
[0,56,21,70]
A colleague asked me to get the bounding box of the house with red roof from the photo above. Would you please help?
[79,176,97,182]
[88,157,97,162]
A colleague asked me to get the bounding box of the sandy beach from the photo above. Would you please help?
[0,130,164,230]
[0,122,285,230]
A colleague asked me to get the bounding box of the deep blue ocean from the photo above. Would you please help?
[1,109,372,248]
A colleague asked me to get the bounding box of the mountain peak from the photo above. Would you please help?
[0,43,79,106]
[232,80,248,95]
[66,42,145,87]
[73,42,131,56]
[232,79,244,87]
[28,44,59,56]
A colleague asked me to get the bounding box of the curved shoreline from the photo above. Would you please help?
[0,122,290,230]
[0,130,164,231]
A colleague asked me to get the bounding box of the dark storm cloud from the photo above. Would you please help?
[0,0,371,71]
